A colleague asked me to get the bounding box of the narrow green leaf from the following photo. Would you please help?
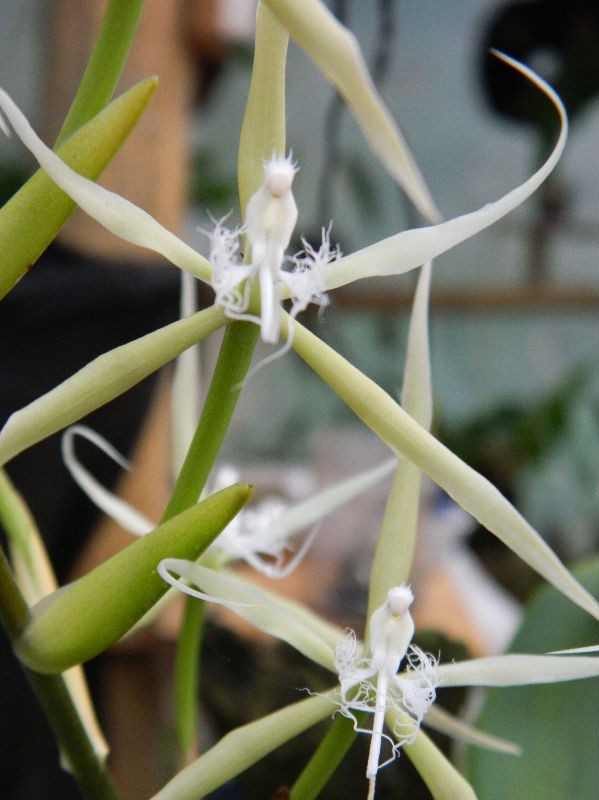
[150,692,336,800]
[0,304,226,466]
[0,77,157,298]
[55,0,145,146]
[15,483,252,673]
[289,318,599,622]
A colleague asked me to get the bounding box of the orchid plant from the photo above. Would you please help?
[0,2,597,799]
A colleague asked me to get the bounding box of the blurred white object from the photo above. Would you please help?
[218,0,257,43]
[418,480,522,654]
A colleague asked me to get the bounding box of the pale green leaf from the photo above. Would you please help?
[437,654,599,687]
[0,305,226,466]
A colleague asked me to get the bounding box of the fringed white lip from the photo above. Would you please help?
[333,586,437,800]
[208,154,335,345]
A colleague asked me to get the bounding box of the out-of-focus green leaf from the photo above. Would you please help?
[0,304,226,467]
[0,76,157,299]
[465,557,599,800]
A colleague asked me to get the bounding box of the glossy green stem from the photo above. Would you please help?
[162,321,259,764]
[173,598,205,763]
[162,321,259,520]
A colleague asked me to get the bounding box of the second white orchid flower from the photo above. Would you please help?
[335,585,437,800]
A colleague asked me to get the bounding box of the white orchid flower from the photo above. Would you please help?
[207,154,336,345]
[61,425,396,578]
[155,563,599,799]
[0,52,566,350]
[334,586,437,800]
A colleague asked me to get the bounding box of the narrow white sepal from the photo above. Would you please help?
[158,559,340,669]
[547,644,599,655]
[424,704,522,756]
[0,88,212,281]
[325,54,567,291]
[61,425,154,536]
[268,457,397,544]
[436,653,599,687]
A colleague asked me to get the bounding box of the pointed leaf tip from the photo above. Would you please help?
[15,483,252,673]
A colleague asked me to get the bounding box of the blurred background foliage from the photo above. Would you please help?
[464,557,599,800]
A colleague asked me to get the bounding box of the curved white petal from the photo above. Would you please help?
[0,88,211,282]
[437,653,599,687]
[325,54,567,290]
[62,426,155,536]
[268,457,397,544]
[158,559,341,670]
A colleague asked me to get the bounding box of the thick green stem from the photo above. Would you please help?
[55,0,146,145]
[162,320,259,764]
[0,548,121,800]
[0,538,29,639]
[162,321,259,520]
[166,0,289,772]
